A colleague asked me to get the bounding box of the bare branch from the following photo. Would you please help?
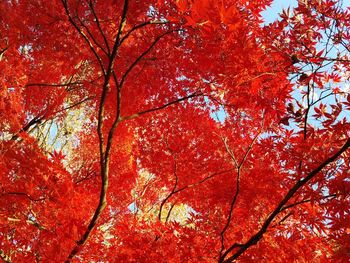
[0,46,8,57]
[238,133,260,170]
[10,95,92,142]
[25,82,81,88]
[277,212,293,225]
[51,96,94,116]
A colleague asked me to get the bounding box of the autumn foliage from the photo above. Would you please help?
[1,0,350,262]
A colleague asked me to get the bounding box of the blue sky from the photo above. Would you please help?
[261,0,298,24]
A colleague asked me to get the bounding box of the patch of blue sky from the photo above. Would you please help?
[47,123,58,145]
[211,104,227,123]
[203,95,227,123]
[127,202,138,214]
[261,0,298,25]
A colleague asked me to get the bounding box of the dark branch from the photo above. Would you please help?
[280,193,338,212]
[0,249,11,263]
[219,133,260,259]
[221,138,350,263]
[88,0,111,55]
[11,116,43,140]
[119,20,169,47]
[120,92,202,121]
[25,82,82,88]
[75,14,109,56]
[118,30,175,89]
[65,1,129,262]
[61,0,106,75]
[2,192,45,202]
[174,168,235,195]
[165,203,176,223]
[158,151,178,221]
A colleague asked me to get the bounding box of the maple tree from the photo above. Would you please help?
[1,0,350,262]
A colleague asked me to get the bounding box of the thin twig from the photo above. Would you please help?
[120,92,202,121]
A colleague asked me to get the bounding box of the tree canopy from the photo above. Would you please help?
[1,0,350,262]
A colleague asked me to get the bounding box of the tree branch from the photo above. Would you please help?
[65,1,130,261]
[118,20,169,47]
[75,14,109,57]
[10,116,43,141]
[174,168,235,195]
[221,138,350,263]
[61,0,106,75]
[2,192,45,202]
[120,92,202,121]
[118,30,175,89]
[165,203,176,223]
[0,250,11,263]
[158,149,178,222]
[219,133,260,259]
[88,0,111,55]
[25,82,81,88]
[280,193,338,212]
